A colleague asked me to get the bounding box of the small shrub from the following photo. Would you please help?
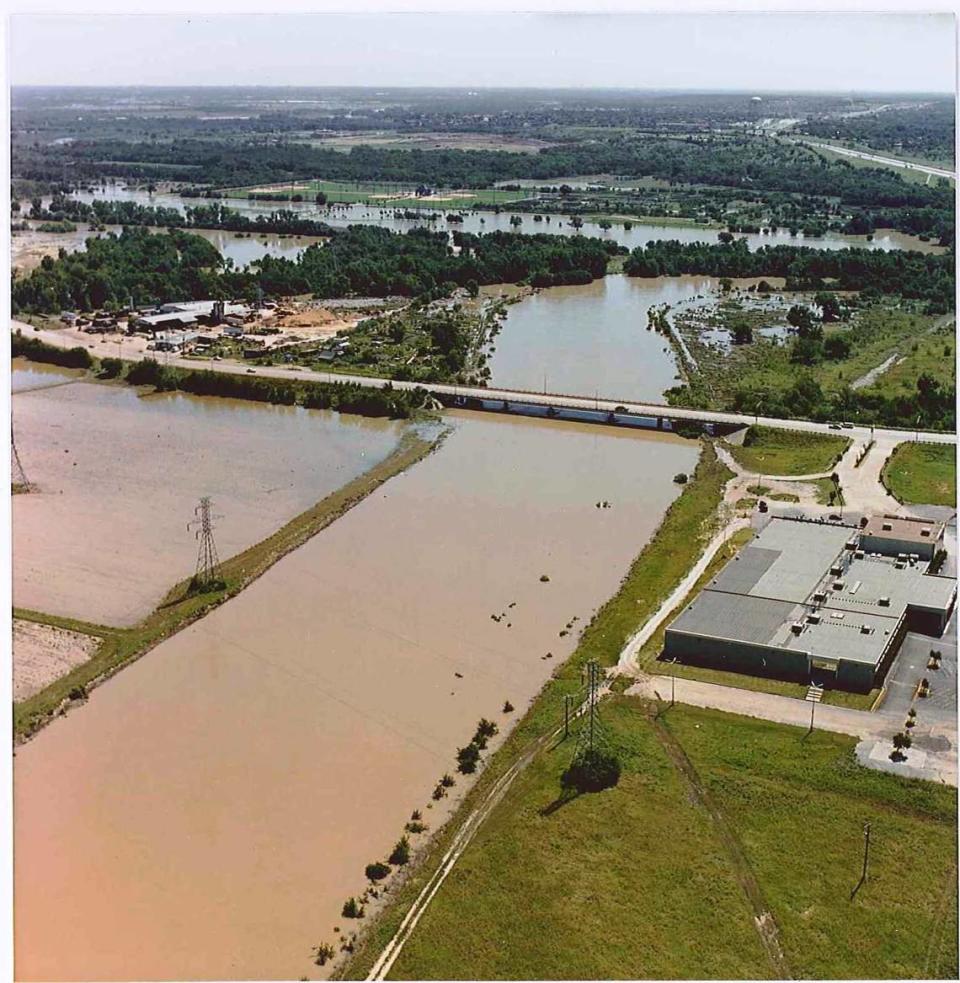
[405,820,427,834]
[432,784,447,800]
[892,731,913,751]
[540,574,550,582]
[389,836,410,866]
[341,897,363,919]
[673,472,689,485]
[410,809,421,821]
[440,773,455,788]
[502,700,514,713]
[98,356,124,378]
[456,742,481,774]
[562,749,621,793]
[314,943,336,967]
[365,861,390,882]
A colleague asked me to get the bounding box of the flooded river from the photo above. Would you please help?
[486,274,720,400]
[12,369,403,626]
[14,411,697,981]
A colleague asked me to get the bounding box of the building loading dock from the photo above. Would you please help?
[665,516,956,692]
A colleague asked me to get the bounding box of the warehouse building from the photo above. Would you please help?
[664,516,956,692]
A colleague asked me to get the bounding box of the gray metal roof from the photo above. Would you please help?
[669,590,800,647]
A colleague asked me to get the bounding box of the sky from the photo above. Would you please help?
[8,11,956,93]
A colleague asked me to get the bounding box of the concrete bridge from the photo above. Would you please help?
[17,322,958,446]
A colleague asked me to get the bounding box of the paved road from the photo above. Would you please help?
[802,141,956,181]
[19,322,957,447]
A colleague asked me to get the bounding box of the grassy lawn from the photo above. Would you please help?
[14,429,440,740]
[337,440,734,978]
[382,699,956,980]
[727,425,850,476]
[883,442,957,507]
[387,697,773,980]
[666,706,958,980]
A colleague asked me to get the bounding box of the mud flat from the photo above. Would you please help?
[14,412,697,982]
[12,370,404,626]
[13,620,100,702]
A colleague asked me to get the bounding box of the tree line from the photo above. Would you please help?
[28,195,337,238]
[623,238,954,312]
[11,224,624,314]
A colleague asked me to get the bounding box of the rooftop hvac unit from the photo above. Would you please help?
[895,562,906,570]
[813,591,827,603]
[921,529,932,538]
[879,596,891,607]
[882,522,893,532]
[830,564,843,576]
[860,625,875,635]
[791,622,804,635]
[807,613,821,625]
[854,550,865,559]
[833,581,845,590]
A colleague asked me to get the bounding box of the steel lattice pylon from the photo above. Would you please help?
[573,659,606,759]
[188,497,224,590]
[11,423,30,491]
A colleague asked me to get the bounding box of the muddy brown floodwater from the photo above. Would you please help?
[12,370,404,626]
[14,410,697,982]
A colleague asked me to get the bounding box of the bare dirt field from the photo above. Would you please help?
[13,412,697,982]
[13,620,100,702]
[12,371,404,626]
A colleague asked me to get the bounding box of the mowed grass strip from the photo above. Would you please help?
[389,697,773,980]
[728,425,850,476]
[882,441,957,507]
[337,441,733,978]
[14,429,440,741]
[664,705,959,981]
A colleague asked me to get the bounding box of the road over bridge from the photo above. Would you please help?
[16,321,958,447]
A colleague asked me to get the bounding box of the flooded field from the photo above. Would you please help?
[14,411,697,982]
[11,223,319,272]
[62,187,943,255]
[11,359,85,392]
[487,274,736,400]
[12,370,404,626]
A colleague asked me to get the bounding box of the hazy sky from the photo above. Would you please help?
[9,12,956,92]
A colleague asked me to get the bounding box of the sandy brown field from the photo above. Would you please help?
[13,620,100,702]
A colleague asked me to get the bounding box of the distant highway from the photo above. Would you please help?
[802,141,955,182]
[17,321,957,447]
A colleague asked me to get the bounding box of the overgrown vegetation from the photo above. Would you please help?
[11,331,93,369]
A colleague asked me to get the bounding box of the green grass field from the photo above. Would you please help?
[727,425,850,476]
[385,699,957,980]
[883,442,957,507]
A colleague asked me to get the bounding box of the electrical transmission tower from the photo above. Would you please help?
[188,497,224,590]
[11,423,30,492]
[573,659,606,759]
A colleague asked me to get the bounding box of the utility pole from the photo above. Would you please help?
[188,497,224,591]
[563,694,575,739]
[861,821,871,884]
[808,698,816,734]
